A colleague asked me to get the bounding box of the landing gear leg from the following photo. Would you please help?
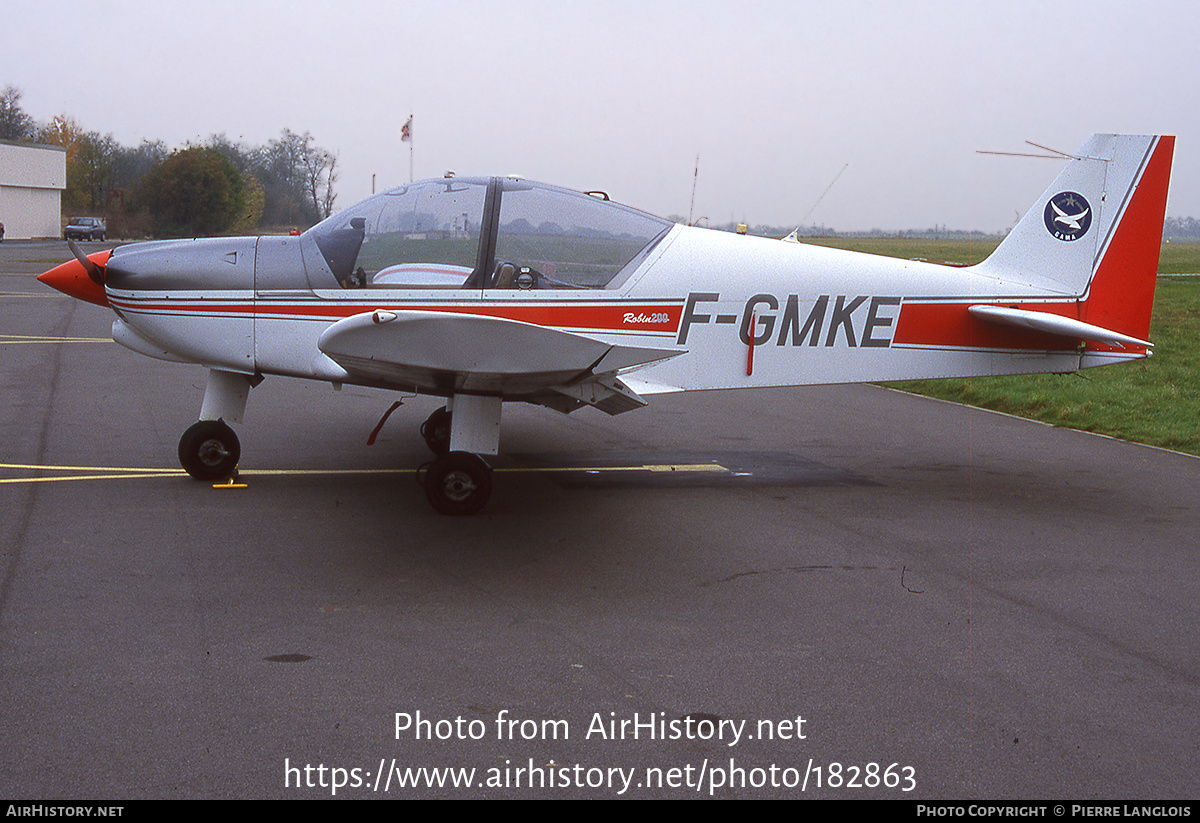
[419,394,501,515]
[178,369,255,481]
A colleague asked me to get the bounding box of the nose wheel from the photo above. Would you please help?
[422,451,493,516]
[178,419,240,481]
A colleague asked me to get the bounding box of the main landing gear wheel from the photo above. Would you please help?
[420,406,452,455]
[178,419,240,481]
[423,451,492,516]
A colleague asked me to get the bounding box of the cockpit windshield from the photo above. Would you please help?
[305,177,671,290]
[491,179,671,289]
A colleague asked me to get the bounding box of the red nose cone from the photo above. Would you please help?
[38,250,113,307]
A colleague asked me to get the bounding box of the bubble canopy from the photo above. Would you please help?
[305,177,673,291]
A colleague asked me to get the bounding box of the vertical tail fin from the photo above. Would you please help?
[976,134,1174,349]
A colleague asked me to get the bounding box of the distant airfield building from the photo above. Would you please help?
[0,139,67,240]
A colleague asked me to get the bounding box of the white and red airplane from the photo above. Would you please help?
[39,133,1174,514]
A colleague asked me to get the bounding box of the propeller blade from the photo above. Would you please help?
[68,239,104,285]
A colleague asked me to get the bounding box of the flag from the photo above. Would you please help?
[401,116,412,142]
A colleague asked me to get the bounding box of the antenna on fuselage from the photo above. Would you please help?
[800,162,849,226]
[976,140,1081,161]
[687,154,699,225]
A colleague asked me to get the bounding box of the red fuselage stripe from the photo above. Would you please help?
[893,301,1082,350]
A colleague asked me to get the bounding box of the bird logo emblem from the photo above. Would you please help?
[1043,192,1092,241]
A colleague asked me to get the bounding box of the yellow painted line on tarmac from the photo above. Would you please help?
[0,463,400,486]
[495,463,729,474]
[1,462,181,473]
[643,463,727,473]
[228,468,410,476]
[0,334,112,344]
[0,472,188,485]
[0,461,185,485]
[0,461,729,486]
[212,464,729,477]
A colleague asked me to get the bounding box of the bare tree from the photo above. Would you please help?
[321,154,338,218]
[300,139,337,220]
[0,86,35,140]
[250,129,338,226]
[75,132,120,211]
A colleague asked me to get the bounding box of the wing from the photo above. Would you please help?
[316,310,683,414]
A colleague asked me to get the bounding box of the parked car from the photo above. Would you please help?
[65,216,106,241]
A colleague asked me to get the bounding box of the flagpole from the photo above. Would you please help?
[401,114,414,182]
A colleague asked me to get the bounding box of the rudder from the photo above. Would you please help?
[975,134,1174,353]
[1081,135,1174,345]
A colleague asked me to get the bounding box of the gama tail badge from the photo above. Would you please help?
[1044,191,1092,241]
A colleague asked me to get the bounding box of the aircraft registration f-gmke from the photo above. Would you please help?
[39,134,1175,514]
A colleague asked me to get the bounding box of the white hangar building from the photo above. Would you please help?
[0,140,66,239]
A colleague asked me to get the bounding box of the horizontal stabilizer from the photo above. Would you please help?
[317,310,681,395]
[967,305,1153,350]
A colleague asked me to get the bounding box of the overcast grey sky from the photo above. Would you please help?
[4,0,1197,231]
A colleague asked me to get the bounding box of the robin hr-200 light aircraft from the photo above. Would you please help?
[39,134,1174,514]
